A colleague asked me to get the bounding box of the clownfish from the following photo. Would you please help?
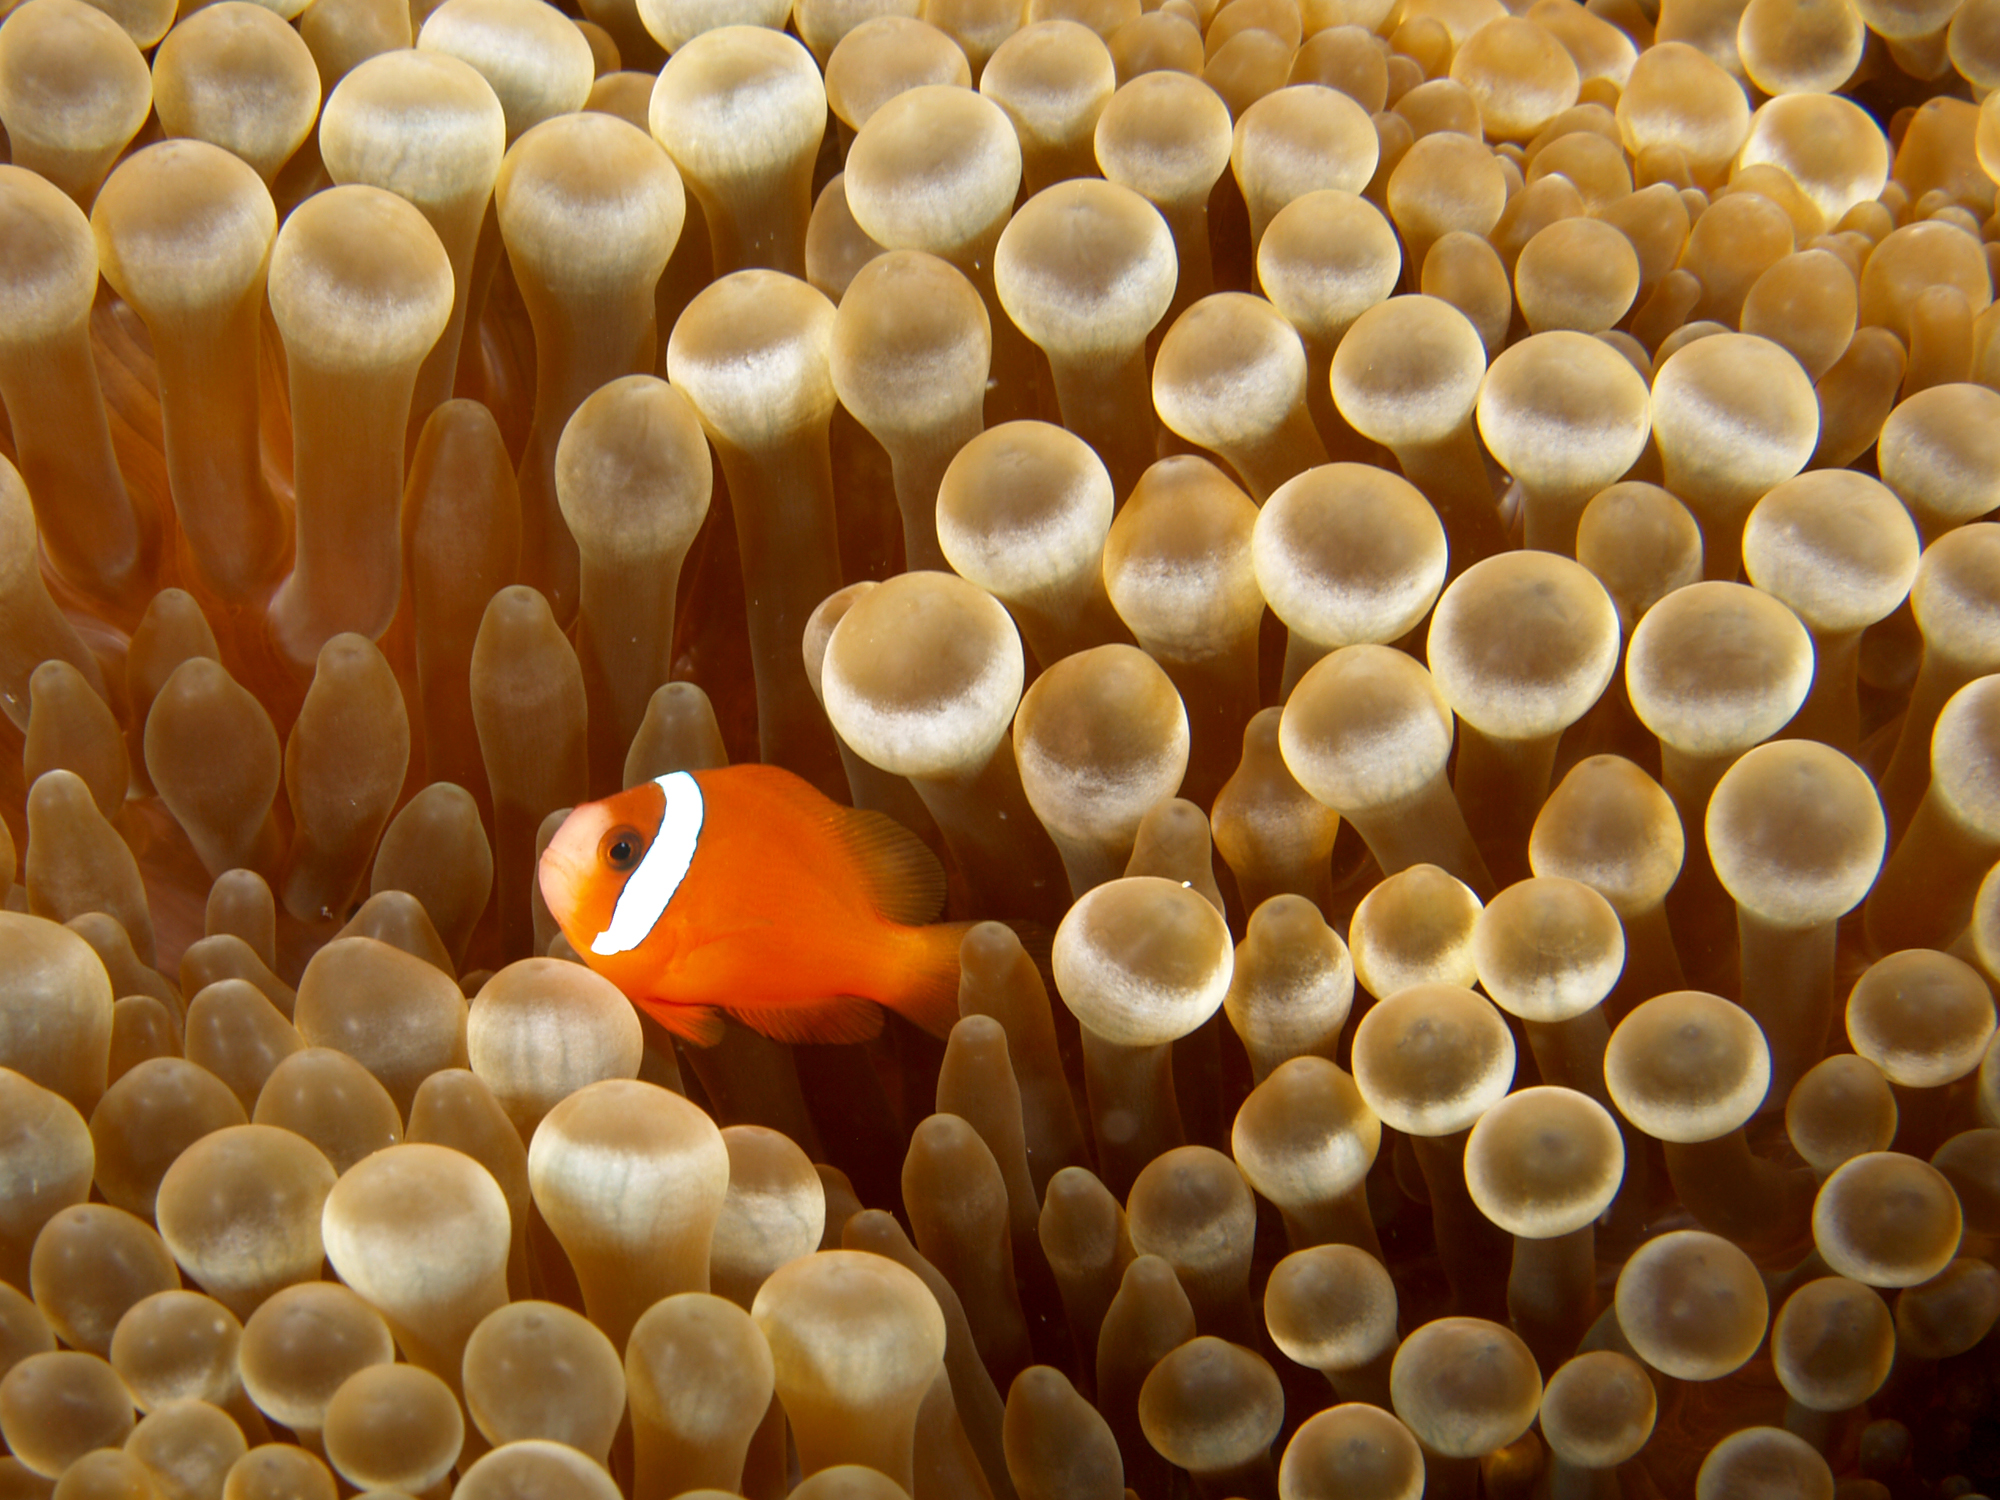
[537,764,971,1047]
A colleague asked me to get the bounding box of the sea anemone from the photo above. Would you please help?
[1,0,1999,1495]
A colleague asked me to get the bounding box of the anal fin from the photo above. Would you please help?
[729,996,886,1046]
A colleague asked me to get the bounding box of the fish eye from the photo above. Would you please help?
[600,826,646,872]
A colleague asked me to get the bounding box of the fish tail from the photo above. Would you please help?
[886,921,981,1039]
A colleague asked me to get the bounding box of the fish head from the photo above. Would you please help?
[537,777,671,966]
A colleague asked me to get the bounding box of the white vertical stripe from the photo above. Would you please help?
[590,771,705,956]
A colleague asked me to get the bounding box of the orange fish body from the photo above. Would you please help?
[537,763,968,1047]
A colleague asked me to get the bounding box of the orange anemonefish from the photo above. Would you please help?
[537,764,971,1047]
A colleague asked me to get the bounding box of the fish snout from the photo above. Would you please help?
[537,804,614,938]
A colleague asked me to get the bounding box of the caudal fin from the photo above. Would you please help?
[885,921,980,1039]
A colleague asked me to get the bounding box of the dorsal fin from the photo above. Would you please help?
[824,804,949,926]
[714,764,947,927]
